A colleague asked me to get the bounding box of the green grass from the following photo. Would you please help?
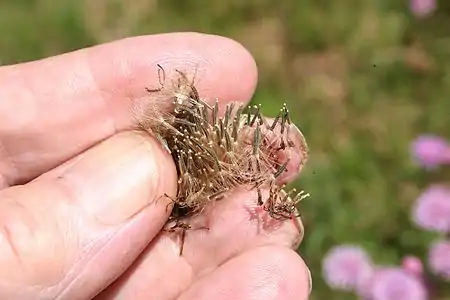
[1,0,449,298]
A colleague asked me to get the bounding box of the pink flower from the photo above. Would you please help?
[410,0,436,18]
[410,135,449,169]
[412,185,450,233]
[365,267,428,300]
[401,255,424,277]
[322,245,374,291]
[428,240,450,280]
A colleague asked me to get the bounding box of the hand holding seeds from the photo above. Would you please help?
[0,33,311,300]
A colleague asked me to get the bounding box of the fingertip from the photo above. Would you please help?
[44,130,178,225]
[130,32,259,100]
[190,32,259,104]
[270,247,312,299]
[250,246,311,300]
[179,246,311,300]
[87,32,258,110]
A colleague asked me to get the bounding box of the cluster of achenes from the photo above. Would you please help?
[134,65,309,254]
[321,134,450,300]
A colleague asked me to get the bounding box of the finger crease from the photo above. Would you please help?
[1,223,23,267]
[85,51,119,137]
[0,137,18,188]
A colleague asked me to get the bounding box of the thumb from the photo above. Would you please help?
[0,131,177,300]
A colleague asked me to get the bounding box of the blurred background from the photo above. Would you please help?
[1,0,449,299]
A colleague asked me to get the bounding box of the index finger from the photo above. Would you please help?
[0,32,258,187]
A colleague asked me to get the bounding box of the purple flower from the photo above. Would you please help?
[322,245,374,291]
[410,0,436,18]
[401,255,424,277]
[365,267,428,300]
[428,240,450,280]
[410,135,448,169]
[412,184,450,233]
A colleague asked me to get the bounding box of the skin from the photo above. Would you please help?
[0,32,311,300]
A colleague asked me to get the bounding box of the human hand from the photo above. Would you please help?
[0,32,311,300]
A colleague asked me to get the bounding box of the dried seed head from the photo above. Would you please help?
[133,66,310,254]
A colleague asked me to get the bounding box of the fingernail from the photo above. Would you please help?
[61,132,170,225]
[306,267,312,295]
[290,123,309,169]
[291,213,305,249]
[274,123,309,185]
